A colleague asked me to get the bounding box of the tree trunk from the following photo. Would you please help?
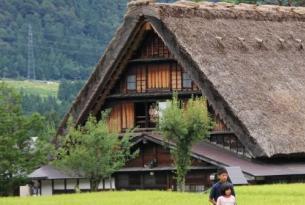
[177,176,186,192]
[90,178,101,192]
[109,176,113,190]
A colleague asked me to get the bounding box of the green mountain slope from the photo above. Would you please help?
[0,0,176,81]
[0,0,127,80]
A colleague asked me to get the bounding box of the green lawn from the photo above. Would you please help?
[0,79,59,97]
[0,184,304,205]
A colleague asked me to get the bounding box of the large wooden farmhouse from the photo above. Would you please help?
[29,0,305,195]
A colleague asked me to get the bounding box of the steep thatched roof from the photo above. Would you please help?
[58,1,305,158]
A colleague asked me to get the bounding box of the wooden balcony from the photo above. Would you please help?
[106,90,202,100]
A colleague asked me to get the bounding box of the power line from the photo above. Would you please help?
[0,31,105,55]
[1,28,111,44]
[0,34,104,51]
[27,24,36,80]
[1,42,102,58]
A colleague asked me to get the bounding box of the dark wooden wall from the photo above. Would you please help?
[110,30,199,95]
[126,141,210,168]
[115,140,215,191]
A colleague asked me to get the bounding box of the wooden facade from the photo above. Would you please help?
[115,140,215,190]
[101,25,243,189]
[106,29,229,134]
[51,3,305,192]
[110,31,198,96]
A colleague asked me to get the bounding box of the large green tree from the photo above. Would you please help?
[55,113,136,192]
[158,95,212,192]
[0,83,53,196]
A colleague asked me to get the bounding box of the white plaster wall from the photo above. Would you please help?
[102,177,116,189]
[66,179,77,190]
[54,179,65,190]
[19,185,31,197]
[79,179,90,189]
[41,180,52,196]
[39,177,116,195]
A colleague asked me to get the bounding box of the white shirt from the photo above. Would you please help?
[216,195,236,205]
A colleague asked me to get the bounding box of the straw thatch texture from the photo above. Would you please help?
[155,2,305,157]
[58,1,305,158]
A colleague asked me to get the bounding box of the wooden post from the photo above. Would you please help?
[109,176,113,190]
[166,173,170,190]
[51,179,54,195]
[39,180,42,195]
[141,174,144,189]
[64,179,67,193]
[145,102,148,128]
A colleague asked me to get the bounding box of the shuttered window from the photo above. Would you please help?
[182,72,192,88]
[108,102,134,132]
[127,75,136,90]
[147,63,170,90]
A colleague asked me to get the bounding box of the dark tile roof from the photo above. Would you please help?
[28,165,79,180]
[142,133,305,177]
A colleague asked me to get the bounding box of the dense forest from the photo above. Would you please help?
[0,0,174,80]
[21,80,84,126]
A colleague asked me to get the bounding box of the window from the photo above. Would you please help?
[182,72,192,88]
[127,74,136,90]
[158,101,167,119]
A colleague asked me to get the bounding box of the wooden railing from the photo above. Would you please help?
[208,132,249,157]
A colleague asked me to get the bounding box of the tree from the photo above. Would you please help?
[0,83,53,196]
[158,94,212,192]
[55,112,136,192]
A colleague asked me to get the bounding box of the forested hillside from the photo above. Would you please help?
[0,0,127,80]
[0,0,175,80]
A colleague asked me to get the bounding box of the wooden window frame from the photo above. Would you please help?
[126,73,137,92]
[182,71,192,89]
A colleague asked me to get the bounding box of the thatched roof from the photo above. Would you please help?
[58,1,305,158]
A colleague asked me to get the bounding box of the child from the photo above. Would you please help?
[209,168,235,205]
[216,184,236,205]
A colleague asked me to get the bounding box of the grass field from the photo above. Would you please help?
[0,79,59,97]
[0,184,304,205]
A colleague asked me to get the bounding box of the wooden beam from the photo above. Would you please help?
[39,180,42,195]
[51,179,54,195]
[64,179,67,193]
[106,90,202,100]
[128,58,175,63]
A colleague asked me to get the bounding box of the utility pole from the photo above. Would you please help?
[27,24,36,80]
